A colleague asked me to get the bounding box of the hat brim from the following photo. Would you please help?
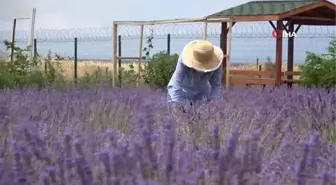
[181,40,224,72]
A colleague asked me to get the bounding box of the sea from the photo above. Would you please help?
[0,22,335,65]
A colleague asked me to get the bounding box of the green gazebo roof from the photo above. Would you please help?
[207,0,321,17]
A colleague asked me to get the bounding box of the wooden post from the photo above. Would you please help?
[220,22,227,85]
[226,20,233,88]
[204,21,208,40]
[275,20,283,86]
[118,35,122,87]
[137,25,144,87]
[28,8,36,68]
[287,21,294,88]
[112,23,118,87]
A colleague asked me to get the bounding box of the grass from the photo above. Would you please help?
[38,59,301,80]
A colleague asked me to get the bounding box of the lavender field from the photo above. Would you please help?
[0,86,335,185]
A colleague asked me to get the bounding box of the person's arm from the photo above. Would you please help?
[168,58,186,107]
[208,65,223,102]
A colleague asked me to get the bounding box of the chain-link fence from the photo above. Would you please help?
[0,22,335,82]
[1,22,334,61]
[0,23,336,63]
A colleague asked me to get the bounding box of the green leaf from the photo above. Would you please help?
[300,39,336,88]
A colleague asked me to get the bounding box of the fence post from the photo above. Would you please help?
[33,38,44,73]
[33,38,37,58]
[118,35,122,87]
[259,65,265,88]
[167,34,171,55]
[74,37,78,84]
[10,19,17,62]
[258,65,262,78]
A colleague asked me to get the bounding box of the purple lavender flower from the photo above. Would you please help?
[0,86,334,184]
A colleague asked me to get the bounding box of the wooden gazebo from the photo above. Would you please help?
[206,0,336,87]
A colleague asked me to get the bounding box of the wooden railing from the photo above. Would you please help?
[282,71,302,84]
[228,70,302,86]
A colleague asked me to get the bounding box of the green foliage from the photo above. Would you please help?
[0,40,128,89]
[117,29,179,89]
[76,66,125,88]
[44,50,67,85]
[0,41,68,89]
[266,56,272,63]
[142,29,154,61]
[119,64,139,86]
[327,39,336,59]
[323,124,336,145]
[142,52,179,89]
[299,39,336,88]
[0,41,49,88]
[140,30,179,89]
[263,57,275,78]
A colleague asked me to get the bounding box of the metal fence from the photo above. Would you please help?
[0,22,335,64]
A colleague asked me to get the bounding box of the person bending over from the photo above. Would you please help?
[167,40,224,113]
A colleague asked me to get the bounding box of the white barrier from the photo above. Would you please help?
[11,7,36,68]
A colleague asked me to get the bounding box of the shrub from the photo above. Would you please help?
[0,41,67,89]
[112,30,179,89]
[74,65,140,88]
[118,63,139,86]
[43,51,68,86]
[142,51,179,89]
[263,57,276,78]
[0,60,15,89]
[77,67,114,87]
[299,39,336,88]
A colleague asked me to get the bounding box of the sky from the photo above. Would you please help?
[0,0,251,30]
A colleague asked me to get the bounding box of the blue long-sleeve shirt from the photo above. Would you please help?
[167,57,222,106]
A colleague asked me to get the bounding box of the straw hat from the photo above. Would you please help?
[181,40,224,72]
